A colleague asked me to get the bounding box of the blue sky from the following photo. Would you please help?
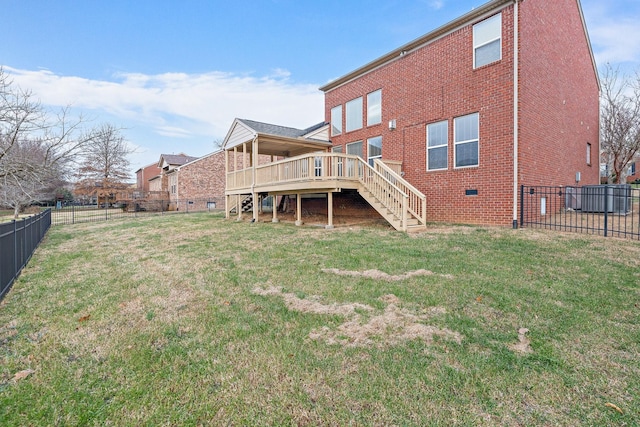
[3,0,640,174]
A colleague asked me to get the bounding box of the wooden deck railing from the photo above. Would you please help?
[227,153,421,230]
[373,159,427,226]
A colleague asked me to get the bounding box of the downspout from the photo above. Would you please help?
[512,0,520,229]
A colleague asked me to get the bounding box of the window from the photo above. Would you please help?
[367,136,382,166]
[331,105,342,136]
[346,140,363,157]
[367,90,382,126]
[473,13,502,68]
[427,120,448,171]
[346,141,363,176]
[586,143,592,165]
[332,146,343,176]
[630,162,636,176]
[346,97,363,132]
[454,113,479,168]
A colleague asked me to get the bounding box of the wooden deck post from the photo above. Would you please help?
[325,192,334,229]
[272,195,279,223]
[295,193,302,226]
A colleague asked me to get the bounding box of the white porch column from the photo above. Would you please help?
[272,195,279,223]
[295,193,303,226]
[325,192,334,229]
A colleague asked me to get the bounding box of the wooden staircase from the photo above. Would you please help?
[356,159,427,232]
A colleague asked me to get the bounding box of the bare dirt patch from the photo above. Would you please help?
[509,327,533,354]
[252,286,461,348]
[322,268,454,281]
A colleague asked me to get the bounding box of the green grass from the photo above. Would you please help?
[1,213,639,425]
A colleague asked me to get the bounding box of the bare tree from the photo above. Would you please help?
[74,123,135,206]
[600,65,640,184]
[0,68,93,217]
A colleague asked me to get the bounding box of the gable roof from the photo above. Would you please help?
[222,118,331,157]
[158,153,199,168]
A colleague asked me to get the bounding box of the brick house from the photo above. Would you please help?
[173,150,227,210]
[321,0,599,227]
[135,162,161,192]
[223,0,599,230]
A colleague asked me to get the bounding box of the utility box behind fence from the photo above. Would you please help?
[581,184,632,214]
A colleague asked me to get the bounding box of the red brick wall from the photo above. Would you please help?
[324,1,599,226]
[176,152,226,206]
[325,6,516,225]
[518,0,600,188]
[136,163,161,192]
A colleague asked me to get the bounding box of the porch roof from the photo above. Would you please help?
[222,118,331,157]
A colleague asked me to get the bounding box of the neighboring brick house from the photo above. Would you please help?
[320,0,599,226]
[135,162,161,192]
[158,153,198,204]
[174,150,226,209]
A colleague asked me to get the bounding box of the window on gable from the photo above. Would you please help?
[454,113,479,168]
[473,13,502,68]
[427,120,448,171]
[367,136,382,166]
[331,105,342,136]
[346,97,363,132]
[367,90,382,126]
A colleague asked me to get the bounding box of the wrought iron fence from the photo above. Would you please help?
[0,209,52,301]
[50,197,224,226]
[520,184,640,240]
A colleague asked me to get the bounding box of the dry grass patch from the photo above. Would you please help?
[321,267,454,281]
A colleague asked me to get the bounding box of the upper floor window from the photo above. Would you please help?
[473,13,502,68]
[427,120,448,171]
[630,162,636,176]
[367,136,382,166]
[586,143,592,165]
[346,97,363,132]
[367,90,382,126]
[331,105,342,136]
[454,113,479,168]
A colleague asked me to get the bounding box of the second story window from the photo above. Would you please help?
[367,89,382,126]
[473,13,502,68]
[331,105,342,136]
[346,97,363,132]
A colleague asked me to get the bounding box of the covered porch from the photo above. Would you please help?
[223,118,427,231]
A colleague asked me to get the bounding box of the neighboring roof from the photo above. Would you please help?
[158,153,199,168]
[320,0,513,92]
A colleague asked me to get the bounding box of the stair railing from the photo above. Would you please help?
[373,159,427,226]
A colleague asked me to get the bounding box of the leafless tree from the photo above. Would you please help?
[600,64,640,184]
[0,68,94,217]
[74,123,135,206]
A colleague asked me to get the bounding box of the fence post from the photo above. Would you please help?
[519,185,525,228]
[603,185,609,237]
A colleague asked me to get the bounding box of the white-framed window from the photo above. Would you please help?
[367,89,382,126]
[586,143,592,165]
[630,162,636,176]
[331,105,342,136]
[454,113,479,168]
[345,97,363,132]
[427,120,448,171]
[367,136,382,166]
[346,141,363,176]
[473,13,502,68]
[332,145,343,176]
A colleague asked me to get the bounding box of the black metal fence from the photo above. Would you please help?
[50,197,223,226]
[520,184,640,240]
[0,209,52,300]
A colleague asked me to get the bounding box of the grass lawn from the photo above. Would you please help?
[1,213,638,425]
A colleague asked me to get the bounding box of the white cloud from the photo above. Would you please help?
[429,0,444,10]
[3,66,325,170]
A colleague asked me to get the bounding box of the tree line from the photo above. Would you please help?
[0,68,135,218]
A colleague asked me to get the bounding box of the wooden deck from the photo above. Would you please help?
[225,153,427,232]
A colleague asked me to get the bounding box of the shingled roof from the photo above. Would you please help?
[160,153,199,167]
[237,119,326,140]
